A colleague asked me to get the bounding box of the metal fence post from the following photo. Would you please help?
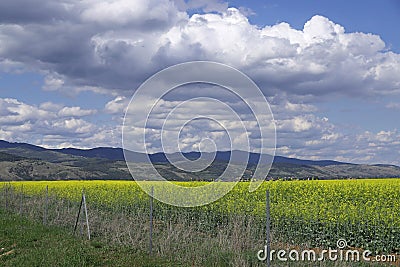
[266,190,271,267]
[82,191,91,240]
[149,186,154,255]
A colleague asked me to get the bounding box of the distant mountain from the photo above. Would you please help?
[0,141,130,180]
[50,146,348,167]
[0,140,46,151]
[0,140,399,181]
[53,147,125,161]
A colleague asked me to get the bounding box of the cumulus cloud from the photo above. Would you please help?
[81,0,187,28]
[43,74,65,91]
[39,101,64,111]
[0,1,398,98]
[277,116,314,133]
[0,98,52,124]
[105,96,129,114]
[58,106,97,117]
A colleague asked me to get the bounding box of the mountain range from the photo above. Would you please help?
[0,140,399,181]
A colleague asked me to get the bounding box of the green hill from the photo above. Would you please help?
[0,140,399,181]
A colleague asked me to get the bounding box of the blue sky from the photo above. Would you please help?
[0,0,399,165]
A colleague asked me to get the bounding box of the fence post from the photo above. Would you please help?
[266,190,271,267]
[43,185,48,225]
[149,186,154,255]
[74,192,84,235]
[74,190,91,240]
[82,191,91,240]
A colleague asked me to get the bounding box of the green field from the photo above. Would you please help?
[0,209,180,267]
[1,179,399,266]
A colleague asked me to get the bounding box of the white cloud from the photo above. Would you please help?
[104,96,129,114]
[39,101,63,111]
[321,133,340,141]
[0,98,52,124]
[0,2,398,98]
[275,129,400,165]
[54,118,95,133]
[58,106,97,117]
[276,115,319,133]
[284,101,317,113]
[43,74,64,91]
[81,0,187,28]
[0,97,111,148]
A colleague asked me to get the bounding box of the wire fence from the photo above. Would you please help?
[0,183,266,266]
[0,182,399,266]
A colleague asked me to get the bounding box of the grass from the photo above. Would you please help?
[0,209,177,267]
[0,210,394,266]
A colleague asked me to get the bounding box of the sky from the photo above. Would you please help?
[0,0,399,165]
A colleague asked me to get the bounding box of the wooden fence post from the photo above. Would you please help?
[74,193,84,235]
